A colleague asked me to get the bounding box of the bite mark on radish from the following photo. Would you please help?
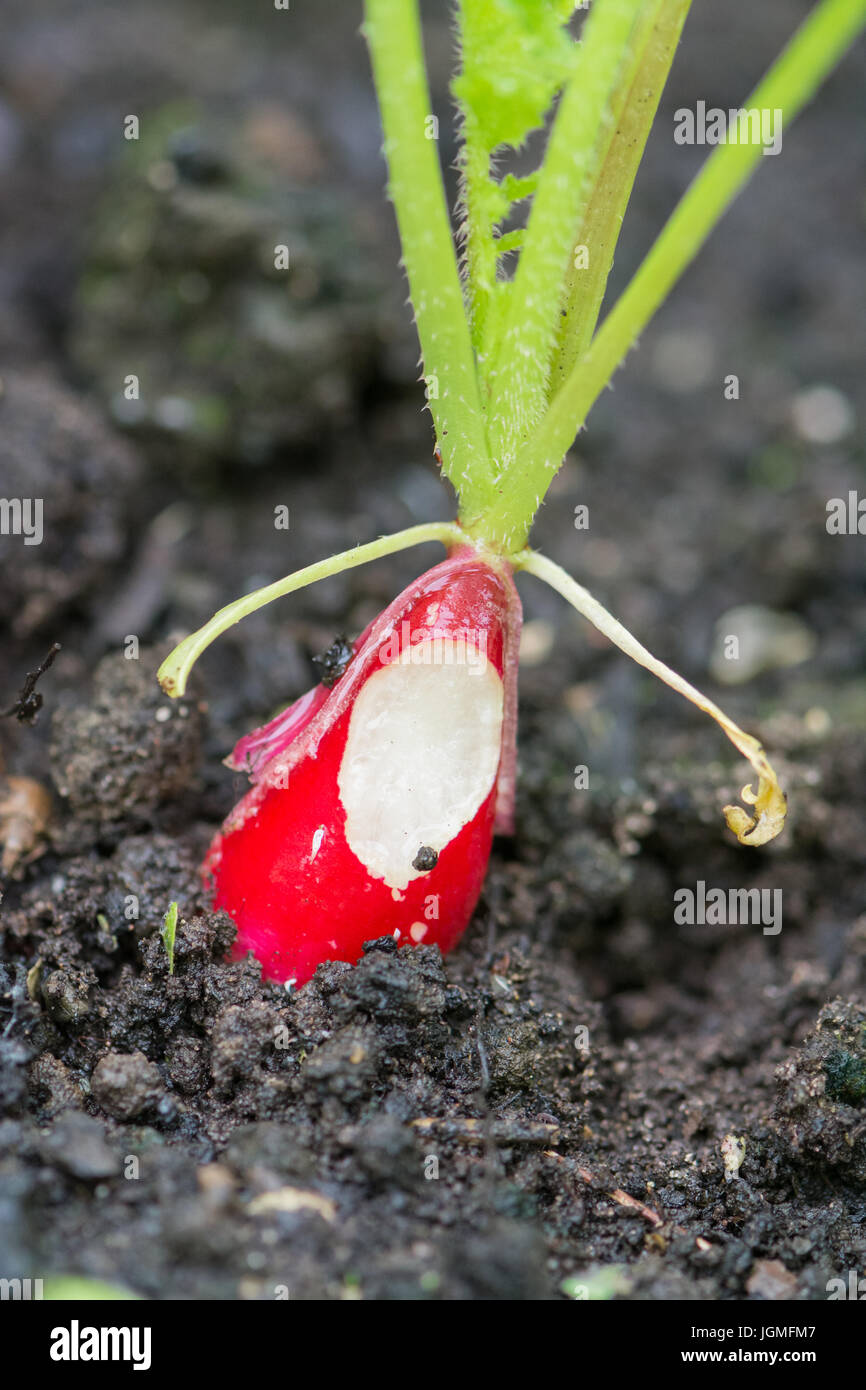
[337,636,504,891]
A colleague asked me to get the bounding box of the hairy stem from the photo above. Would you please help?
[487,0,645,472]
[457,109,501,360]
[549,0,692,393]
[363,0,491,519]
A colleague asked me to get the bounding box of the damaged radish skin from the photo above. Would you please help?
[205,548,522,984]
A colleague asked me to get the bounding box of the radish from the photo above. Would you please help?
[158,0,863,982]
[205,547,521,984]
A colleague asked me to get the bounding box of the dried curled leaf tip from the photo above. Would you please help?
[722,742,787,847]
[157,670,179,698]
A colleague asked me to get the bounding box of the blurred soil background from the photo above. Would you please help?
[0,0,864,1299]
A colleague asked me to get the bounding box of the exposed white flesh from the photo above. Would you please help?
[338,639,504,890]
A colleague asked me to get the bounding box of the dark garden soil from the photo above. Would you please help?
[0,0,864,1300]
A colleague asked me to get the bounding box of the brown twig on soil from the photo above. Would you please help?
[575,1163,668,1228]
[544,1151,691,1237]
[1,643,62,724]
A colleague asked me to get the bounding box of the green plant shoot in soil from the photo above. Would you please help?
[161,900,178,976]
[159,0,866,849]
